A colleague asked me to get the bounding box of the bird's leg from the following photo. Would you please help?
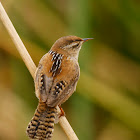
[58,105,65,117]
[54,105,65,124]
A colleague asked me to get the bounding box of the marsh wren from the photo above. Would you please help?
[26,35,93,140]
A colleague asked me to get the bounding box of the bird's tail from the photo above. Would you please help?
[26,102,57,140]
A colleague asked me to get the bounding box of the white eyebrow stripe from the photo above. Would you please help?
[63,42,79,49]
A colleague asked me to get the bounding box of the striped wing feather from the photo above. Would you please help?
[35,51,80,107]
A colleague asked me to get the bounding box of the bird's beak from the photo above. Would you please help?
[82,38,94,42]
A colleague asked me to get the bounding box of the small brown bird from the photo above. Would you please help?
[26,35,93,140]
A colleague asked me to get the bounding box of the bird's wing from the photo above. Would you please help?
[35,52,79,107]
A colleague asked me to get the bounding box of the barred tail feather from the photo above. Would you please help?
[26,102,57,140]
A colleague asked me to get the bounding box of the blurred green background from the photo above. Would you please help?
[0,0,140,140]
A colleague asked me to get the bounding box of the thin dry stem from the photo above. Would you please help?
[0,2,78,140]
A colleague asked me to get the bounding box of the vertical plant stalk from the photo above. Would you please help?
[0,2,78,140]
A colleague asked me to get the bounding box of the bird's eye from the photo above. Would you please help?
[72,43,79,48]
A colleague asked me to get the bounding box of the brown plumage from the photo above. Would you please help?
[26,35,93,140]
[26,102,56,140]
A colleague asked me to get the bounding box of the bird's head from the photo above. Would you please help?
[51,35,93,59]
